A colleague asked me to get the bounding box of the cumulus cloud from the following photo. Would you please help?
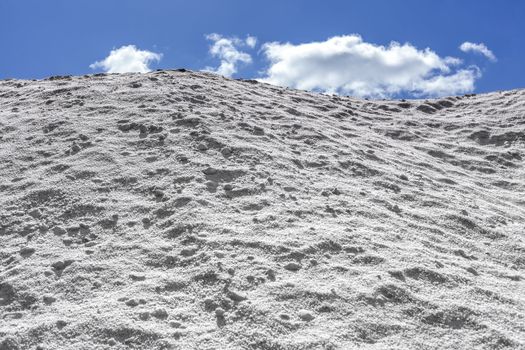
[259,35,481,98]
[90,45,162,73]
[203,34,256,77]
[459,42,497,62]
[246,36,257,48]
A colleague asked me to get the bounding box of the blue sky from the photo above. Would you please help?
[1,0,523,98]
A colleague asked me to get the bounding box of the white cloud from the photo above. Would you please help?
[413,66,480,97]
[459,42,497,62]
[259,35,481,98]
[203,33,256,77]
[246,36,257,48]
[90,45,162,73]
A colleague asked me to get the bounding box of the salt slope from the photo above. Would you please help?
[0,70,524,350]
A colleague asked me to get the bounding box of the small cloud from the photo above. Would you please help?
[459,42,497,62]
[90,45,162,73]
[259,35,481,98]
[246,35,257,48]
[203,33,256,77]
